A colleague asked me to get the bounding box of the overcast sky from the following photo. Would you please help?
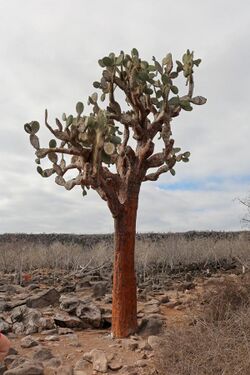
[1,0,250,234]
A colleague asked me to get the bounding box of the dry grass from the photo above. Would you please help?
[200,276,250,322]
[0,240,112,274]
[157,310,250,375]
[0,236,249,276]
[156,276,250,375]
[135,236,250,281]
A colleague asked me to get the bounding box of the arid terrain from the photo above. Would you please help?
[0,232,249,375]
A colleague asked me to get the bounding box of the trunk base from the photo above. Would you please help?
[112,198,138,338]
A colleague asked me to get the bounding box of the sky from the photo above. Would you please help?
[1,0,250,234]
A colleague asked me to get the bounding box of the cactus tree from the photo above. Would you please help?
[24,49,206,338]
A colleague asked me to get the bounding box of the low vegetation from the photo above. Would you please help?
[0,234,249,277]
[156,276,250,375]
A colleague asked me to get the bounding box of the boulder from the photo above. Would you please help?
[37,317,55,332]
[7,348,19,356]
[6,298,30,310]
[6,356,27,370]
[4,355,22,368]
[54,313,83,329]
[40,329,58,336]
[74,359,91,373]
[101,308,112,327]
[10,306,27,323]
[0,318,10,333]
[11,306,43,335]
[4,362,44,375]
[137,316,163,336]
[24,309,43,335]
[59,296,79,314]
[26,288,60,308]
[108,359,123,371]
[12,322,25,335]
[90,349,108,373]
[20,335,39,348]
[82,352,92,362]
[76,302,102,328]
[33,347,54,362]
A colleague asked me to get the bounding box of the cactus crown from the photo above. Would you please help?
[24,49,206,208]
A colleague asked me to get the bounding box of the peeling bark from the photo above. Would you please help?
[112,194,138,338]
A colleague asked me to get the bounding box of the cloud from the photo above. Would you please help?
[1,0,250,233]
[138,183,247,232]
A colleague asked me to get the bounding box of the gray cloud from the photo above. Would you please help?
[1,0,250,233]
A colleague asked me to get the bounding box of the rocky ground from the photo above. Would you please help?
[0,263,245,375]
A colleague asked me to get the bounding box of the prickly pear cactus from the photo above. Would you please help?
[24,49,206,212]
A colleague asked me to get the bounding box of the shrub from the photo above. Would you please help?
[156,276,250,375]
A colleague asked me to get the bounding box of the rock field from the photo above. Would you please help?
[0,262,244,375]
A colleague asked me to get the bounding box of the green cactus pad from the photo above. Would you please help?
[76,102,84,115]
[49,139,57,148]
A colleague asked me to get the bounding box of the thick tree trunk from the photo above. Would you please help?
[112,195,138,338]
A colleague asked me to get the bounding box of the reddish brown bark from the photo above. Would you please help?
[112,195,138,338]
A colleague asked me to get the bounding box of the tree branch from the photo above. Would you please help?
[143,165,169,181]
[147,110,166,139]
[146,139,174,169]
[95,172,122,217]
[36,147,83,159]
[146,152,165,168]
[188,74,194,98]
[45,109,56,135]
[122,125,129,148]
[137,140,154,166]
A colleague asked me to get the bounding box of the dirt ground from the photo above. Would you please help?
[7,276,207,371]
[1,267,247,374]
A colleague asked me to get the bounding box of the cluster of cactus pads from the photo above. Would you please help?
[24,48,206,197]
